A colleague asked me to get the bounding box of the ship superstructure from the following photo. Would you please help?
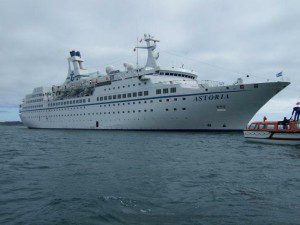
[20,34,290,130]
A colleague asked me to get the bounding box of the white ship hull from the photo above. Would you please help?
[20,80,289,131]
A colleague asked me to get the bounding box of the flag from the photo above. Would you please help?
[139,38,142,43]
[276,71,283,77]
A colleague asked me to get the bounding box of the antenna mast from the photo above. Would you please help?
[136,38,139,71]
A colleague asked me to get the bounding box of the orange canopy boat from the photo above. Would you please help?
[244,120,300,145]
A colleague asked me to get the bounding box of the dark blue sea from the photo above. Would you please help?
[0,125,299,225]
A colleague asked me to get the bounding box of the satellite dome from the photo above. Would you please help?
[123,63,134,71]
[106,65,115,74]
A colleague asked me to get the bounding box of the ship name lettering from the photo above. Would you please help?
[194,94,229,102]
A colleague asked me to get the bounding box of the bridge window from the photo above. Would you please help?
[156,89,161,94]
[163,88,168,94]
[170,87,176,93]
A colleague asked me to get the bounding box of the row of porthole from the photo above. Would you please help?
[23,96,186,113]
[23,107,188,119]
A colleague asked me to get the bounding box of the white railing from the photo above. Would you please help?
[200,80,225,87]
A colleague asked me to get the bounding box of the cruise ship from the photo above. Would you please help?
[19,34,290,130]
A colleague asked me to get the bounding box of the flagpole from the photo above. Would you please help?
[136,38,139,71]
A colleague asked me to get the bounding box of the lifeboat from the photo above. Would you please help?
[244,120,300,145]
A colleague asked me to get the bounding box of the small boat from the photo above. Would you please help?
[244,120,300,145]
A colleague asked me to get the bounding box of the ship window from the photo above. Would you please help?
[138,92,143,96]
[259,124,266,129]
[182,97,186,100]
[117,94,121,99]
[166,73,169,75]
[165,108,169,111]
[254,84,258,88]
[182,108,186,110]
[159,99,162,102]
[163,88,168,94]
[113,95,116,99]
[88,98,90,102]
[249,124,257,129]
[104,96,107,100]
[100,97,103,101]
[83,99,86,103]
[97,97,99,101]
[170,87,176,93]
[166,99,169,102]
[278,124,290,130]
[160,72,164,75]
[122,94,126,98]
[156,89,161,94]
[127,93,132,98]
[144,91,148,96]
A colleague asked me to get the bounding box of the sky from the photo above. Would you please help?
[0,0,299,121]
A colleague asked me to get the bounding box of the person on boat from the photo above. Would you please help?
[282,117,289,129]
[263,116,267,122]
[291,104,300,121]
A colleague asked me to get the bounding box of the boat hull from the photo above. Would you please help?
[243,130,300,145]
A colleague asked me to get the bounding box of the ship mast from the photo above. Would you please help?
[135,34,160,69]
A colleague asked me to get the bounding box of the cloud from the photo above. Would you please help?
[0,0,299,117]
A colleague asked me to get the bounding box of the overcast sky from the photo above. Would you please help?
[0,0,299,121]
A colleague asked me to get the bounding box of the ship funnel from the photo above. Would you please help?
[70,50,81,58]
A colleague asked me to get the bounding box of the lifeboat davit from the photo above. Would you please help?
[244,120,300,145]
